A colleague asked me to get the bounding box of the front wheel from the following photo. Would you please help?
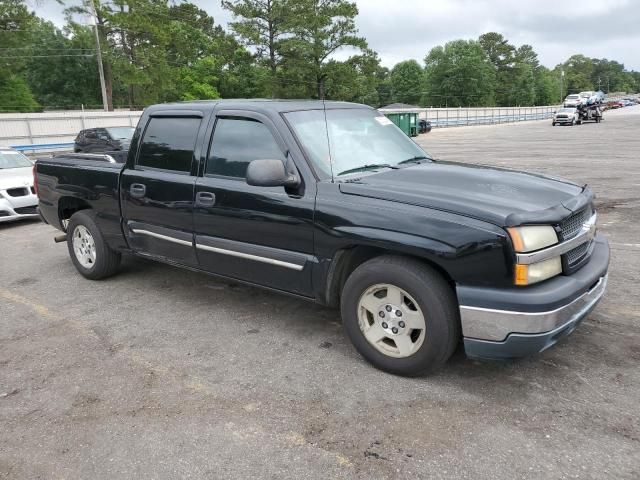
[340,256,460,376]
[67,210,121,280]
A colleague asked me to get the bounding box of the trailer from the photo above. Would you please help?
[576,103,603,124]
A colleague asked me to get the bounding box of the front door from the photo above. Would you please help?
[193,111,316,296]
[121,113,205,266]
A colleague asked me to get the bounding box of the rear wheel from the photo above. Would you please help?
[340,256,459,376]
[67,210,121,279]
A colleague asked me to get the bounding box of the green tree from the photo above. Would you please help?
[176,57,220,101]
[560,54,595,94]
[0,0,39,112]
[424,40,495,107]
[284,0,367,98]
[0,75,38,113]
[323,49,383,104]
[222,0,296,92]
[479,32,515,106]
[389,60,424,105]
[24,20,102,108]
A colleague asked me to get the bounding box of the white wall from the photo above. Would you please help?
[0,110,143,147]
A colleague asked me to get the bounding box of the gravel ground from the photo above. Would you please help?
[1,106,639,479]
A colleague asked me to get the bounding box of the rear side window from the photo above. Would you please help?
[206,118,284,178]
[137,117,200,172]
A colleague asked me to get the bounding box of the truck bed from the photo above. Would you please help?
[36,154,126,249]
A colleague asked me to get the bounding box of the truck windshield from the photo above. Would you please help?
[0,150,32,169]
[284,108,432,179]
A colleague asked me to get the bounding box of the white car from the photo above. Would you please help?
[0,147,39,223]
[552,107,579,126]
[563,94,583,108]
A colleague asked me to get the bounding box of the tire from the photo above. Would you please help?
[552,121,556,126]
[340,255,459,376]
[570,120,575,126]
[67,210,121,280]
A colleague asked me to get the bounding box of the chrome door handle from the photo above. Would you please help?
[195,191,216,207]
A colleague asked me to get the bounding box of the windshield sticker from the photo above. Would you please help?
[375,116,393,126]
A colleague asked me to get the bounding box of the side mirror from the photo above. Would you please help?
[246,159,300,188]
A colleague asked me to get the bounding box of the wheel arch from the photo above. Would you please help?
[58,196,92,230]
[323,244,457,308]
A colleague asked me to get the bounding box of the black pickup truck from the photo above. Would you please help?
[35,100,609,376]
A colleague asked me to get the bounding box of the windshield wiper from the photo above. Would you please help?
[337,163,398,176]
[398,155,432,165]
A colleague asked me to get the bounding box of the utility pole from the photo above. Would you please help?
[89,0,108,111]
[560,70,564,103]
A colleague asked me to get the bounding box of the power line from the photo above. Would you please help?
[0,54,95,59]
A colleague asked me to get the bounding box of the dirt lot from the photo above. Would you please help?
[1,106,639,479]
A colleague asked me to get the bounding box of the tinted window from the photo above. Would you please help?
[138,117,200,172]
[106,127,135,140]
[207,118,284,178]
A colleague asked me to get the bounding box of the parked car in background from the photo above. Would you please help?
[563,94,582,107]
[74,127,135,153]
[552,108,579,126]
[0,147,39,223]
[418,119,432,134]
[605,100,623,110]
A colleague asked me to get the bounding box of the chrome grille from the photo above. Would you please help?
[566,242,590,266]
[560,207,590,240]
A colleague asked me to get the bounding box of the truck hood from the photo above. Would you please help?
[0,167,33,191]
[338,161,587,226]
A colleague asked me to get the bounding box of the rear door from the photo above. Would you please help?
[192,109,316,296]
[121,111,206,267]
[95,128,111,152]
[82,129,97,152]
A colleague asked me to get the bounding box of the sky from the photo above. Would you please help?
[28,0,640,71]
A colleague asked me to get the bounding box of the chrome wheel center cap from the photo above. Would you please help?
[378,304,406,335]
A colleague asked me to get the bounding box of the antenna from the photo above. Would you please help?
[321,97,335,182]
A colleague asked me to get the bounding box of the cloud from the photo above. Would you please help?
[353,0,640,69]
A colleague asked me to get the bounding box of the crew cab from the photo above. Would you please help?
[35,100,609,376]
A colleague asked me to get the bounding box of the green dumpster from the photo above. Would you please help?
[384,112,418,137]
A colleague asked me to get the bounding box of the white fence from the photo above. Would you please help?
[0,110,143,151]
[379,106,556,128]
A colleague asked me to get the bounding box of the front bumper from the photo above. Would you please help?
[458,235,609,360]
[0,194,39,223]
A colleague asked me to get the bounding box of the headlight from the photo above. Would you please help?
[514,257,562,286]
[508,225,561,286]
[507,225,558,252]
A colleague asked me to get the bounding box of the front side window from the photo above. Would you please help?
[207,117,285,178]
[137,117,200,172]
[106,127,135,141]
[285,108,431,178]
